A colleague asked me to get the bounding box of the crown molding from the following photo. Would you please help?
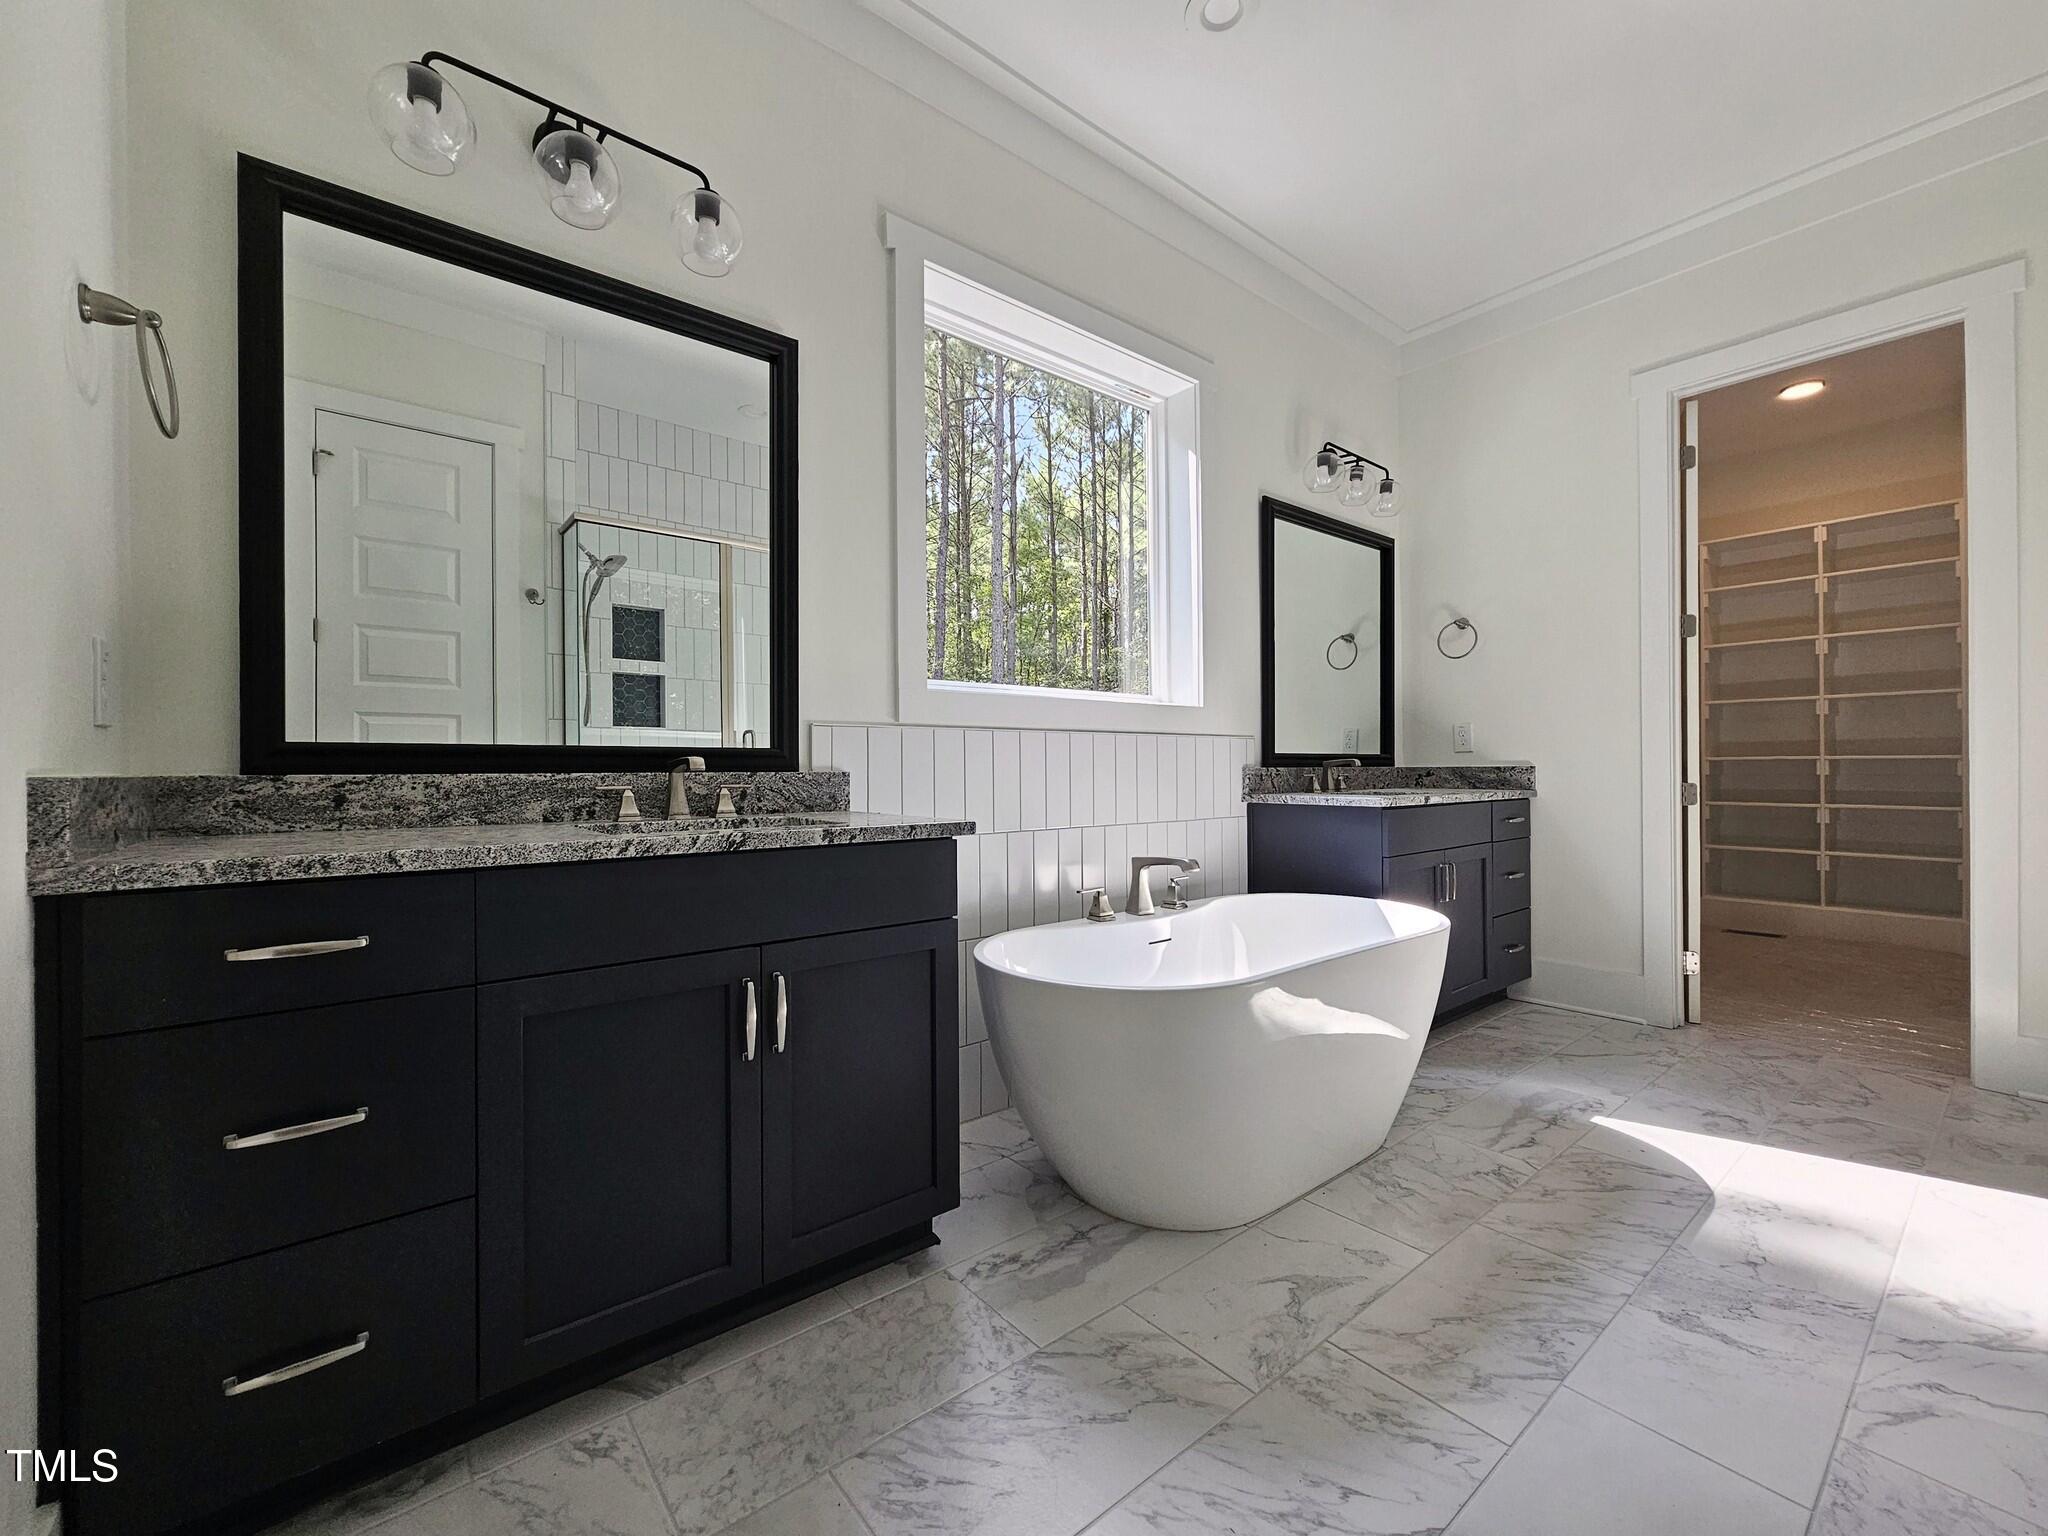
[739,0,1400,361]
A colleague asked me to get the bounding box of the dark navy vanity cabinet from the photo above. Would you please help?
[1250,798,1533,1014]
[38,841,959,1536]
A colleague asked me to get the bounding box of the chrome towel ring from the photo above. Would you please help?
[78,283,179,439]
[1437,617,1479,659]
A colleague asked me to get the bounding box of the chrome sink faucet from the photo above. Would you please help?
[1127,856,1202,915]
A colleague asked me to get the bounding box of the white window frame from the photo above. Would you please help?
[885,213,1208,728]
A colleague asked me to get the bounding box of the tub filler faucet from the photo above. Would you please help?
[1127,856,1202,916]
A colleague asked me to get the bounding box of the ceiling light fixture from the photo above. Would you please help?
[1184,0,1248,33]
[1776,379,1827,402]
[368,52,743,275]
[1303,441,1399,519]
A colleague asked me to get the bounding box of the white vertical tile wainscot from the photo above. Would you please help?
[813,725,1254,1121]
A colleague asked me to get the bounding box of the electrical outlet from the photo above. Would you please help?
[1452,722,1474,754]
[1343,727,1361,753]
[92,635,114,727]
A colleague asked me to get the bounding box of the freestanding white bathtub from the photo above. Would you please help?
[974,893,1450,1230]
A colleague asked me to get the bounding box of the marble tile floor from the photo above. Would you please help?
[268,998,2048,1536]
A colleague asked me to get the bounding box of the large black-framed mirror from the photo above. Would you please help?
[238,156,798,773]
[1259,496,1396,767]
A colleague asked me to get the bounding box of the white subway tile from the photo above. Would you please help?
[1082,826,1105,898]
[1006,833,1034,931]
[1057,828,1084,921]
[1116,735,1139,824]
[1196,736,1216,819]
[709,434,729,482]
[958,1047,982,1122]
[1104,825,1130,909]
[1019,731,1046,830]
[657,419,676,469]
[832,725,869,810]
[1136,735,1159,822]
[933,729,966,820]
[1067,733,1094,827]
[901,727,935,818]
[964,730,994,831]
[578,400,599,449]
[1030,830,1059,925]
[1235,819,1249,889]
[1230,738,1250,815]
[1094,733,1118,826]
[955,836,981,940]
[866,727,902,814]
[597,406,618,457]
[979,1043,1009,1114]
[992,730,1022,832]
[1178,738,1198,820]
[978,833,1010,936]
[963,950,987,1045]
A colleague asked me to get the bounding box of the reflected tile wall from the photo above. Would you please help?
[813,725,1253,1122]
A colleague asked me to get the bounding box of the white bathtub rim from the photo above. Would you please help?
[972,892,1451,996]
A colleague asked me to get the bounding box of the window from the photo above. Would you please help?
[887,216,1205,726]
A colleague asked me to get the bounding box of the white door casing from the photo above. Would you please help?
[1681,398,1703,1025]
[312,410,495,743]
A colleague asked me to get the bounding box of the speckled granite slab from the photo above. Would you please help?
[1241,763,1535,799]
[1247,787,1533,807]
[28,812,977,897]
[26,771,977,896]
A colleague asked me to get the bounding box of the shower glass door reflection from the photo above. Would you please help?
[562,515,768,747]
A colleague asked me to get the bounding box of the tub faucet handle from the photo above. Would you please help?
[1076,887,1116,922]
[1164,872,1199,909]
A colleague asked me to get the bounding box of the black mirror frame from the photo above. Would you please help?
[1258,495,1396,768]
[236,155,799,773]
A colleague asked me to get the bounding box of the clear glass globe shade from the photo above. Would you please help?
[1338,464,1372,507]
[1303,449,1343,494]
[673,188,744,276]
[532,128,621,230]
[1374,479,1399,518]
[368,62,473,176]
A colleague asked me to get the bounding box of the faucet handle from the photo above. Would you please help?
[713,785,741,817]
[1076,887,1116,922]
[599,785,642,822]
[1165,872,1200,908]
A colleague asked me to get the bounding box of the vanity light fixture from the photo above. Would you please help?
[1303,441,1399,518]
[1776,378,1827,402]
[367,52,744,273]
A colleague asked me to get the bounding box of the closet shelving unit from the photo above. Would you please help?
[1699,501,1967,932]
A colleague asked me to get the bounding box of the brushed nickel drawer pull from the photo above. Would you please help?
[1503,943,1528,955]
[743,978,759,1062]
[1504,871,1528,881]
[223,936,369,963]
[773,972,789,1053]
[221,1332,368,1397]
[222,1107,369,1151]
[1502,815,1528,825]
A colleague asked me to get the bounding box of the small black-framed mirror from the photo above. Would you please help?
[237,156,798,772]
[1259,495,1396,766]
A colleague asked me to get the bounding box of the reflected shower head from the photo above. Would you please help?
[583,551,628,578]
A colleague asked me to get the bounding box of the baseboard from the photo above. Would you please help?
[1514,958,1653,1027]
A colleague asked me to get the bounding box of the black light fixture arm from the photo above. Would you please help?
[1320,441,1393,480]
[417,51,713,189]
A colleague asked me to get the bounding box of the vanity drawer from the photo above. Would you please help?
[1491,799,1532,839]
[476,839,957,980]
[1382,802,1495,857]
[78,991,476,1298]
[71,1201,475,1536]
[75,872,474,1035]
[1490,838,1532,915]
[1491,909,1533,986]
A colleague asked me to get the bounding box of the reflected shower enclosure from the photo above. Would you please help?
[560,514,771,746]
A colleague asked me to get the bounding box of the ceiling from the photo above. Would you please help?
[857,0,2048,342]
[1697,325,1964,463]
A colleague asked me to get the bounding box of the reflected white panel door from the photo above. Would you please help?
[1681,397,1704,1023]
[313,410,495,743]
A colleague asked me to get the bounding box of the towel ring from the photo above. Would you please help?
[1325,632,1359,670]
[1437,617,1478,659]
[78,283,180,439]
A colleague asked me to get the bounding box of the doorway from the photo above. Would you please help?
[1680,327,1969,1075]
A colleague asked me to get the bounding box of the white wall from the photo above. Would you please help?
[1701,406,1966,539]
[0,4,130,1530]
[119,0,1399,768]
[1399,139,2048,1027]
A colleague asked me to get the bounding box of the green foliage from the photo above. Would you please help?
[925,327,1152,694]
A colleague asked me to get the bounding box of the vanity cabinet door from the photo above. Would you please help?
[1382,845,1494,1011]
[759,920,958,1282]
[477,949,763,1392]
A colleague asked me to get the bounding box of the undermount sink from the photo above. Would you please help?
[588,813,843,834]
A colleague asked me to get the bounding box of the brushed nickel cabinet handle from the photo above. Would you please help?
[223,937,369,963]
[223,1107,368,1151]
[773,972,789,1054]
[1503,943,1528,955]
[221,1332,368,1397]
[743,978,758,1062]
[1504,871,1528,881]
[1503,815,1528,825]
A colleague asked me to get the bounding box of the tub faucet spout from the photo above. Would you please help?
[1128,856,1202,916]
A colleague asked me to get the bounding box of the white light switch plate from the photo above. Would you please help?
[1453,722,1473,753]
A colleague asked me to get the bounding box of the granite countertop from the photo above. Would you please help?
[28,811,976,896]
[1245,787,1534,808]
